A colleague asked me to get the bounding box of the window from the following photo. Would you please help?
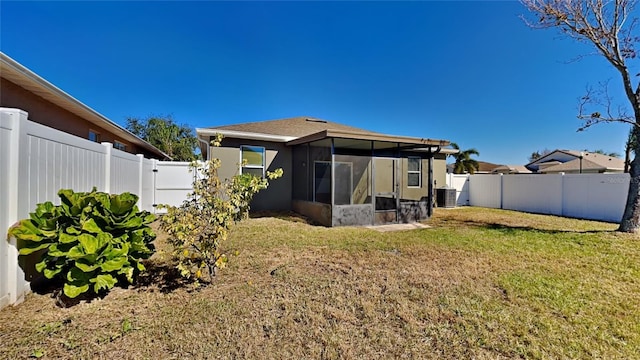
[241,145,265,178]
[407,157,421,187]
[113,141,126,151]
[89,130,100,143]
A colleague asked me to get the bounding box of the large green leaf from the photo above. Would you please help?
[48,242,74,257]
[81,218,102,234]
[143,213,156,224]
[78,234,99,254]
[65,226,81,235]
[92,192,111,210]
[100,257,128,272]
[118,266,134,283]
[102,243,129,259]
[35,259,47,273]
[59,232,78,244]
[121,216,143,228]
[67,267,93,283]
[44,267,63,279]
[32,201,56,218]
[18,241,51,255]
[136,261,146,272]
[91,274,117,293]
[75,259,99,272]
[67,245,85,259]
[110,193,138,216]
[63,283,90,298]
[8,220,43,242]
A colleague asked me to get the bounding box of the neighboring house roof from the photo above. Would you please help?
[197,116,449,158]
[526,149,624,173]
[0,52,170,160]
[477,161,502,173]
[541,156,624,173]
[446,160,500,174]
[491,165,532,174]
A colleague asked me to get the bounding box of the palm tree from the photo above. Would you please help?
[450,143,480,174]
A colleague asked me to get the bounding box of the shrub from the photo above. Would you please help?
[160,135,282,283]
[8,189,156,299]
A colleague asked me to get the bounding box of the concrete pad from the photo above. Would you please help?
[365,223,431,232]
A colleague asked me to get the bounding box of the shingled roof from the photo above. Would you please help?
[206,116,383,138]
[540,152,624,173]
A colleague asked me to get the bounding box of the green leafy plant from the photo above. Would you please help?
[160,134,282,283]
[8,189,156,299]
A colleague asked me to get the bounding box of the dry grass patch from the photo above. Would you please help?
[1,207,639,359]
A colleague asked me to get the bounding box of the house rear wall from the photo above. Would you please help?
[211,137,292,211]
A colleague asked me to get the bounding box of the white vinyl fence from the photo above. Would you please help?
[1,108,195,309]
[447,173,629,223]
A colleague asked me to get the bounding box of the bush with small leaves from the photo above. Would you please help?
[160,134,282,283]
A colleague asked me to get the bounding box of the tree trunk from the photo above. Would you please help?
[618,127,640,232]
[625,146,631,173]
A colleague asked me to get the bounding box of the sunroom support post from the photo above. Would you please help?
[371,140,375,226]
[428,150,434,218]
[395,143,400,223]
[331,138,335,207]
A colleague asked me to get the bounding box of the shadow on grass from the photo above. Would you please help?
[481,222,615,234]
[29,277,112,308]
[135,260,195,294]
[249,210,323,226]
[27,261,194,307]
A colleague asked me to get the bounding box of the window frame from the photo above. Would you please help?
[407,156,422,188]
[113,141,126,151]
[240,145,266,178]
[88,130,100,143]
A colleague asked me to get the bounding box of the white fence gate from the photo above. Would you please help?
[0,108,195,309]
[448,173,629,223]
[445,173,470,206]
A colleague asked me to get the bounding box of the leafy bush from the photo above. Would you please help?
[161,135,282,283]
[8,189,156,299]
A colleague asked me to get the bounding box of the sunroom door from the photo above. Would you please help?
[373,157,398,224]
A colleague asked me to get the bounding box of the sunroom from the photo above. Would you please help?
[288,129,448,227]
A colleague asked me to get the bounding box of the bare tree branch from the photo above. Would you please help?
[522,0,640,125]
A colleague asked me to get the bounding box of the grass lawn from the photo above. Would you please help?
[1,207,639,359]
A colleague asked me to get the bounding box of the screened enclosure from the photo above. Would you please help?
[290,133,444,226]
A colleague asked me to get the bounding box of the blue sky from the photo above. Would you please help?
[1,1,632,164]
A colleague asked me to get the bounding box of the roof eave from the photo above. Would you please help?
[0,52,170,160]
[286,129,450,147]
[196,128,297,142]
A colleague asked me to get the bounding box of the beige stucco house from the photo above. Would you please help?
[526,150,624,174]
[197,117,450,226]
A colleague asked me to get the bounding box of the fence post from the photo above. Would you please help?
[560,172,565,216]
[499,173,504,209]
[137,154,144,208]
[102,142,113,193]
[152,159,158,214]
[5,109,29,305]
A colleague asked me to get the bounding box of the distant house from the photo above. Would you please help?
[491,165,532,174]
[0,52,169,160]
[525,149,624,174]
[446,160,501,174]
[197,116,451,226]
